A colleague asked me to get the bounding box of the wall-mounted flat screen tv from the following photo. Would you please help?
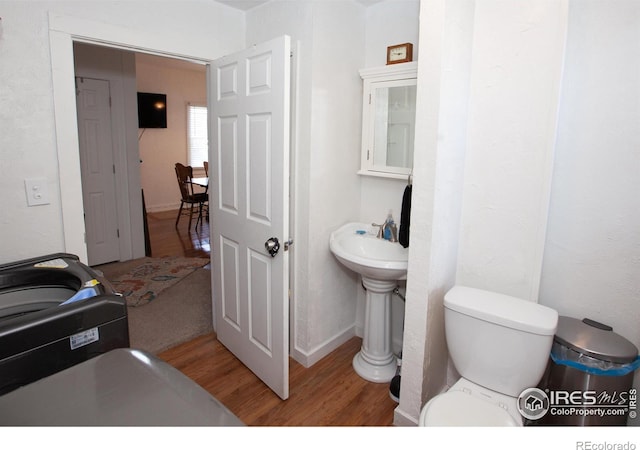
[137,92,167,128]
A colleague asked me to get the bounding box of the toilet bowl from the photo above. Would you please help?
[420,286,558,426]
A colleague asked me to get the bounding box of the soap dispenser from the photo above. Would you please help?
[384,211,398,242]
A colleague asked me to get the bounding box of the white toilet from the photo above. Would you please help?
[419,286,558,426]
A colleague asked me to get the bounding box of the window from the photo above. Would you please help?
[187,104,208,168]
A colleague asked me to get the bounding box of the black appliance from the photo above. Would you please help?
[0,253,129,395]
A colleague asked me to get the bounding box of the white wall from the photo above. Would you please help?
[395,0,475,425]
[1,3,68,262]
[363,0,420,68]
[455,1,568,302]
[402,0,640,429]
[135,54,207,212]
[539,0,640,426]
[0,1,244,264]
[398,0,570,425]
[305,1,366,362]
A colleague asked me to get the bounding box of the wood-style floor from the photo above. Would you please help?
[148,209,397,426]
[146,209,211,259]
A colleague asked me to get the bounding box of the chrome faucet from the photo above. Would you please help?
[372,222,385,239]
[372,221,398,242]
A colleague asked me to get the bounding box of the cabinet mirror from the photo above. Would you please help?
[358,62,417,179]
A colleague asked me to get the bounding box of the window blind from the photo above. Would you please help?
[187,104,208,168]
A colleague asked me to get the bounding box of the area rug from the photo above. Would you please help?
[126,267,213,354]
[109,256,210,307]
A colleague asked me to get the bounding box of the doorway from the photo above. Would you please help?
[135,52,210,258]
[73,42,209,263]
[50,16,214,263]
[52,16,293,400]
[73,41,213,356]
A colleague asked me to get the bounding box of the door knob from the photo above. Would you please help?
[265,237,280,257]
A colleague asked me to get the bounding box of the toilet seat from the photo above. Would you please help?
[420,391,521,427]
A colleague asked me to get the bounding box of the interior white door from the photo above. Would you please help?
[209,36,291,400]
[75,77,120,266]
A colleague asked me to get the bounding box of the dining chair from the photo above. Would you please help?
[203,161,209,177]
[174,163,208,230]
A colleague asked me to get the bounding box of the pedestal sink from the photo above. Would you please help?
[329,222,408,383]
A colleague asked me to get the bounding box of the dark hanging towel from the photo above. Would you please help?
[399,184,412,248]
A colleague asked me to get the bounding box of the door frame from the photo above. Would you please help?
[49,12,212,263]
[49,15,297,396]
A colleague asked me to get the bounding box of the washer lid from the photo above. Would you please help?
[421,391,520,427]
[444,286,558,336]
[555,316,638,364]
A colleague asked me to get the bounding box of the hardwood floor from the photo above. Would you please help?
[146,209,210,259]
[149,209,397,426]
[159,334,397,426]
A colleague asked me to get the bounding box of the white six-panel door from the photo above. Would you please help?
[75,77,120,266]
[209,36,291,400]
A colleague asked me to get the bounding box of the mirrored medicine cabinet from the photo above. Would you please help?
[358,62,418,180]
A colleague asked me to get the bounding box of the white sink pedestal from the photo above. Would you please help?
[328,222,408,384]
[352,276,397,383]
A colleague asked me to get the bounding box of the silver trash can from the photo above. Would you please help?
[539,316,640,426]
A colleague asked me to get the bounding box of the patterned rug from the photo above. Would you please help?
[110,257,210,307]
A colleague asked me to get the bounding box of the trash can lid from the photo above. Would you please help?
[554,316,638,364]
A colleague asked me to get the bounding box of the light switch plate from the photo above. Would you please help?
[25,177,50,206]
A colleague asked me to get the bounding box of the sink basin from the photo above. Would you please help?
[329,222,408,281]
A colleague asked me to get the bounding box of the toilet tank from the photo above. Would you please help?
[444,286,558,397]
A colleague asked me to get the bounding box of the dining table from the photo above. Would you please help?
[191,177,208,188]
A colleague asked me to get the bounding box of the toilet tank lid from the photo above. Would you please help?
[444,286,558,336]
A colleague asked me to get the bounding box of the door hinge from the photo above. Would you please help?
[112,164,116,174]
[116,228,120,238]
[367,150,370,160]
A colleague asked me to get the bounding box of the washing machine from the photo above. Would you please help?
[0,253,129,395]
[0,348,244,426]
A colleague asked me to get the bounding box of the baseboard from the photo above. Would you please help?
[393,407,419,426]
[146,203,181,213]
[291,325,355,368]
[393,384,449,426]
